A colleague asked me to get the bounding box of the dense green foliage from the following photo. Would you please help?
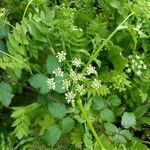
[0,0,150,149]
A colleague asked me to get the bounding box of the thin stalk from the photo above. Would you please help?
[22,0,33,20]
[82,13,133,73]
[77,99,106,150]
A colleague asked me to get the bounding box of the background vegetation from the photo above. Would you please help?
[0,0,149,149]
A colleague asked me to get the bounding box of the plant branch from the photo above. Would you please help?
[77,99,106,150]
[82,13,133,73]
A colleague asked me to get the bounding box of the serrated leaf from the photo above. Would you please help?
[0,23,10,39]
[42,125,61,146]
[104,123,118,135]
[108,43,128,71]
[28,74,49,94]
[48,102,66,119]
[120,129,132,140]
[46,54,60,74]
[107,94,121,106]
[92,96,107,111]
[100,108,115,122]
[54,76,67,93]
[112,134,127,144]
[0,82,14,107]
[121,112,136,128]
[134,104,149,118]
[61,117,75,133]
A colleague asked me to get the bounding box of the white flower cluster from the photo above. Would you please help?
[76,84,85,95]
[87,64,97,75]
[47,78,55,90]
[62,79,71,90]
[125,54,147,76]
[56,51,66,62]
[65,91,76,105]
[53,67,64,77]
[91,79,101,90]
[72,58,82,68]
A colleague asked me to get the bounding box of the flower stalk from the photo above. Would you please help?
[77,98,106,150]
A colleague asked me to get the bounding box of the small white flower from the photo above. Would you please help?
[137,64,142,69]
[143,64,147,70]
[128,55,133,59]
[65,91,76,104]
[136,70,142,76]
[62,79,71,90]
[87,64,96,75]
[72,58,82,68]
[135,55,140,59]
[134,62,138,66]
[125,64,129,68]
[91,79,101,90]
[126,68,131,73]
[76,84,85,95]
[56,51,66,62]
[79,28,83,32]
[47,78,55,90]
[77,73,85,81]
[53,67,64,77]
[70,69,77,79]
[140,60,144,64]
[131,59,136,63]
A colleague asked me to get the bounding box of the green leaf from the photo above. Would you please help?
[107,94,121,106]
[100,108,115,122]
[28,74,49,94]
[54,76,67,93]
[48,102,66,119]
[131,140,149,150]
[140,117,150,125]
[112,134,127,144]
[61,117,75,133]
[121,112,136,128]
[108,43,128,72]
[0,82,14,107]
[134,104,149,118]
[46,54,60,74]
[42,125,61,146]
[120,129,132,140]
[92,96,107,111]
[0,23,10,39]
[104,123,118,135]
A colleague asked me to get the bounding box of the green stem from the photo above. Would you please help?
[22,0,33,20]
[77,99,106,150]
[82,13,133,73]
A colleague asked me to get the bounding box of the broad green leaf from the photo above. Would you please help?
[134,104,149,118]
[42,125,61,146]
[131,140,149,150]
[0,23,10,39]
[48,102,66,119]
[61,117,75,133]
[120,129,132,140]
[140,117,150,125]
[0,82,14,107]
[46,54,60,74]
[28,74,49,94]
[94,134,114,150]
[112,134,127,144]
[121,112,136,128]
[108,43,128,71]
[100,108,115,122]
[107,94,121,106]
[104,123,118,135]
[54,76,67,93]
[92,96,107,111]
